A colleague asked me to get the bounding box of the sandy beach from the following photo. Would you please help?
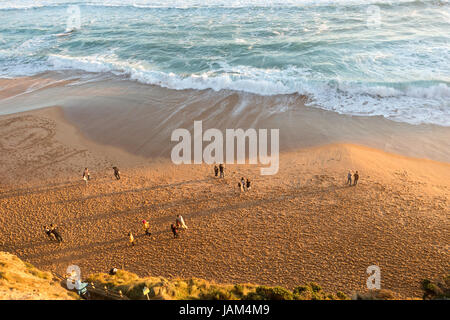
[0,73,448,298]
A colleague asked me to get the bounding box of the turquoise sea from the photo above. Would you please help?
[0,0,449,125]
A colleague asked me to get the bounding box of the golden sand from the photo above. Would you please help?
[0,105,448,298]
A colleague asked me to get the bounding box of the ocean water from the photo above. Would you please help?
[0,0,449,126]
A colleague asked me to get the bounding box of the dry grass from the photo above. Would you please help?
[0,252,77,300]
[86,269,349,300]
[0,252,446,300]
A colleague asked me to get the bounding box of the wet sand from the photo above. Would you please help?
[1,72,449,162]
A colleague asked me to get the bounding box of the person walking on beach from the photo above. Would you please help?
[176,215,188,230]
[171,224,179,238]
[49,224,63,243]
[353,171,359,186]
[83,168,90,185]
[113,167,120,180]
[246,178,251,191]
[219,164,224,178]
[347,171,352,185]
[128,232,136,246]
[238,182,244,192]
[214,165,219,177]
[240,177,246,191]
[142,220,151,236]
[44,225,54,241]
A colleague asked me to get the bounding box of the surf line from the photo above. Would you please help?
[171,120,279,175]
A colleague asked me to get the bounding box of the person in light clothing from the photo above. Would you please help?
[176,215,188,230]
[142,219,151,236]
[128,232,136,246]
[83,168,90,185]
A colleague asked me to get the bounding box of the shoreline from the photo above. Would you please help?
[1,72,450,164]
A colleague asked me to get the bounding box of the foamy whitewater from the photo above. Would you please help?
[0,0,449,125]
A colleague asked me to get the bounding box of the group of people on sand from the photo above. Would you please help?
[171,214,188,238]
[213,164,252,193]
[127,214,188,246]
[347,170,359,186]
[214,164,225,178]
[238,177,251,192]
[49,164,361,251]
[82,166,121,185]
[44,224,63,243]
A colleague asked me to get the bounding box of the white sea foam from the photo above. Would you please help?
[0,0,436,10]
[45,54,450,126]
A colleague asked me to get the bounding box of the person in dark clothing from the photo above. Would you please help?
[50,224,63,243]
[353,171,359,186]
[109,268,118,276]
[347,171,352,185]
[240,177,246,191]
[171,224,179,238]
[219,164,224,178]
[44,225,55,240]
[214,165,219,177]
[113,167,120,180]
[246,178,251,191]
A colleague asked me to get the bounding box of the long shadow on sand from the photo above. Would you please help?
[0,181,80,200]
[24,229,172,267]
[44,178,213,207]
[17,183,348,267]
[0,176,118,200]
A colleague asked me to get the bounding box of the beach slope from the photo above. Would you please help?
[0,107,448,298]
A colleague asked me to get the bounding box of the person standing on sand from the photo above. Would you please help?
[113,167,120,180]
[353,171,359,186]
[83,168,90,185]
[241,177,246,191]
[246,178,251,191]
[49,224,63,243]
[44,225,54,240]
[171,224,179,238]
[142,220,151,236]
[128,232,136,246]
[176,215,188,230]
[238,182,244,192]
[214,165,219,177]
[347,171,352,185]
[219,164,224,178]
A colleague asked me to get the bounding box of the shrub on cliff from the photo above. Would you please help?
[422,276,450,300]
